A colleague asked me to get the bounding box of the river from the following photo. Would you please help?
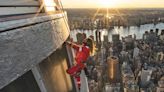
[70,23,164,42]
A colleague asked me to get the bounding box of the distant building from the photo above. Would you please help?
[124,84,139,92]
[105,83,120,92]
[104,35,109,43]
[156,76,164,92]
[107,56,120,83]
[140,68,153,88]
[112,34,120,42]
[121,62,138,92]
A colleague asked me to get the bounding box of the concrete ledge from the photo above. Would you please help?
[0,13,70,89]
[0,12,65,32]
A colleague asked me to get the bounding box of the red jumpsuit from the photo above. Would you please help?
[67,44,90,89]
[66,44,90,76]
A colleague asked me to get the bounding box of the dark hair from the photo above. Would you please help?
[85,38,94,55]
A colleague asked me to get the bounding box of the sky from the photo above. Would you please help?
[61,0,164,8]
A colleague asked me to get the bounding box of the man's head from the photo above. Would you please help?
[85,38,93,47]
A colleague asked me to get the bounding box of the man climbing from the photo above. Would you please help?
[66,38,94,88]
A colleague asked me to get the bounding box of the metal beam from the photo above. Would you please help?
[32,66,48,92]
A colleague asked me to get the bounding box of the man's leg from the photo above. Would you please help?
[66,63,85,76]
[75,76,81,89]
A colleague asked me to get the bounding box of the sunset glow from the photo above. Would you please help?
[99,0,118,8]
[62,0,164,8]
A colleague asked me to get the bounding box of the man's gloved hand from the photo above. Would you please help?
[66,41,72,46]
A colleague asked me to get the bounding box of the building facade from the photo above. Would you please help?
[0,0,76,92]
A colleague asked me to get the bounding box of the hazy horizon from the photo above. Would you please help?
[61,0,164,9]
[63,7,164,9]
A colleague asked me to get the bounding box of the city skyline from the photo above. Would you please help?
[61,0,164,8]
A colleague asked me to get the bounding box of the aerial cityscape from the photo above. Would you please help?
[68,10,164,91]
[0,0,164,92]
